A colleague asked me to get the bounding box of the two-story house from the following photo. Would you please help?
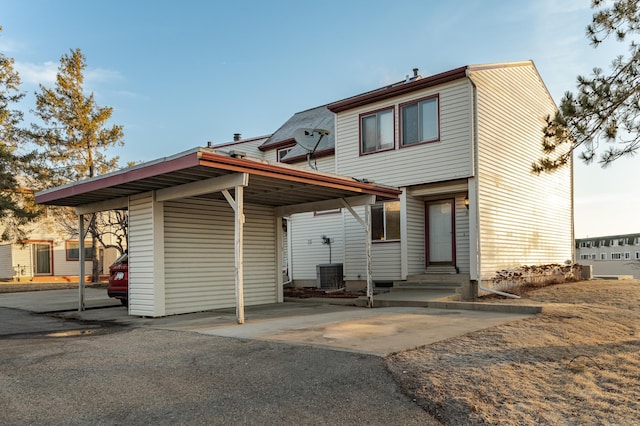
[259,61,573,296]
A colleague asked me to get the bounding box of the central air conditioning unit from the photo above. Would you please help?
[316,263,343,290]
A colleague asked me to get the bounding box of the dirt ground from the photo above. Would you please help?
[387,279,640,425]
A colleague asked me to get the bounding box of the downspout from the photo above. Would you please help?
[465,69,520,299]
[283,217,293,286]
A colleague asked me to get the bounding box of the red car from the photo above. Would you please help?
[107,252,128,306]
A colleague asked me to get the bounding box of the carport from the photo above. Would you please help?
[35,147,401,323]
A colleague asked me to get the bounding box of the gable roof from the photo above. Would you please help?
[327,61,538,113]
[259,105,334,162]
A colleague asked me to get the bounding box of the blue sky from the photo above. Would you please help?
[1,0,637,238]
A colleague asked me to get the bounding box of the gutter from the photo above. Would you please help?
[465,69,520,300]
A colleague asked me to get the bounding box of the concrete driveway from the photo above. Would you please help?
[1,288,533,356]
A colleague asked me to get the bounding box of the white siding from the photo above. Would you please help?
[371,242,401,281]
[214,137,268,159]
[472,64,572,279]
[12,244,31,277]
[52,240,92,276]
[0,244,13,279]
[335,79,473,186]
[290,211,344,280]
[128,193,158,316]
[453,195,470,274]
[163,198,276,314]
[405,194,426,275]
[343,206,402,282]
[288,155,336,173]
[287,155,343,282]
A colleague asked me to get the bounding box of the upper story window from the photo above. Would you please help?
[371,201,400,241]
[360,107,394,154]
[401,96,439,146]
[277,147,293,162]
[66,240,94,261]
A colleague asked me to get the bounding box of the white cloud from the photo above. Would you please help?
[14,61,124,89]
[14,61,58,85]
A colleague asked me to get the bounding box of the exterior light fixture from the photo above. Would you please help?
[464,196,469,209]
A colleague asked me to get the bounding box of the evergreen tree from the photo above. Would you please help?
[534,0,640,172]
[0,26,38,241]
[32,48,124,280]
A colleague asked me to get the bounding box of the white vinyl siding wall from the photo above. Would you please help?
[335,79,473,186]
[472,65,572,280]
[52,240,93,276]
[343,206,401,282]
[0,245,12,279]
[287,155,342,282]
[290,212,344,280]
[12,245,31,277]
[404,195,426,275]
[163,198,276,314]
[128,193,158,316]
[454,195,470,273]
[215,138,268,159]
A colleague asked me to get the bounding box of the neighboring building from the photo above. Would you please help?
[257,61,573,295]
[0,209,121,282]
[575,233,640,279]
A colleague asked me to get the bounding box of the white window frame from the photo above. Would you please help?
[371,201,400,242]
[611,252,622,260]
[600,253,607,260]
[277,147,294,162]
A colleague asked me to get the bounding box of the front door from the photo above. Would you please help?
[425,199,455,266]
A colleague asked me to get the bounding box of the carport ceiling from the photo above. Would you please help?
[35,147,401,208]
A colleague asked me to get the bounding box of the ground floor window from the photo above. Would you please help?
[66,240,94,261]
[601,253,607,260]
[611,252,622,260]
[371,201,400,241]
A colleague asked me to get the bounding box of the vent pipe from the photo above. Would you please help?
[233,133,241,142]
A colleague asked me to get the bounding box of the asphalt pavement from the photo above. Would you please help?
[0,288,536,424]
[0,307,439,425]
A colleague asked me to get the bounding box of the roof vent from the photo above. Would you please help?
[233,133,241,141]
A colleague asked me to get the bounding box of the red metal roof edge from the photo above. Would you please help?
[198,151,401,198]
[35,150,201,205]
[327,66,469,113]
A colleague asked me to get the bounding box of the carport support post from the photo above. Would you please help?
[78,214,85,311]
[364,205,373,308]
[223,186,245,324]
[341,199,374,308]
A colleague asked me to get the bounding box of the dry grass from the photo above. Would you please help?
[387,280,640,425]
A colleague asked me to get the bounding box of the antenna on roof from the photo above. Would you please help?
[293,128,330,170]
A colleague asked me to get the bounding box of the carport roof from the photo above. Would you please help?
[35,147,401,208]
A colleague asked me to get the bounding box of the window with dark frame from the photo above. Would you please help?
[371,201,400,241]
[361,107,394,154]
[401,96,439,146]
[66,240,94,261]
